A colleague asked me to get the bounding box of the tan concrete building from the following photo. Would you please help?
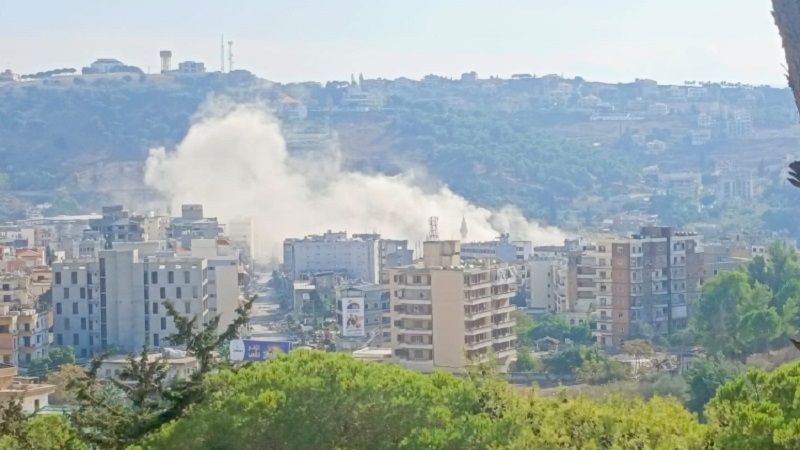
[389,241,518,373]
[0,363,54,413]
[594,227,703,347]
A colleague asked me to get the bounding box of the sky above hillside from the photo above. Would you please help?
[0,0,787,85]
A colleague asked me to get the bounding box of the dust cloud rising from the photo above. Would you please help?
[144,105,565,260]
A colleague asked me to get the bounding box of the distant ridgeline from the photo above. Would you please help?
[0,73,795,228]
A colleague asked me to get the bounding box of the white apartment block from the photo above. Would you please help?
[527,257,569,314]
[461,234,533,263]
[283,231,380,283]
[52,249,209,358]
[389,241,518,373]
[189,239,241,329]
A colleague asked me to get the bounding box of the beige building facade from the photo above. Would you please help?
[389,241,518,373]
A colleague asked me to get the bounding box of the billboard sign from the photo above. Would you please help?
[230,339,293,362]
[341,296,365,337]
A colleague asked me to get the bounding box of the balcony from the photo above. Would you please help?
[492,305,515,316]
[493,345,518,359]
[464,293,492,306]
[464,309,492,320]
[464,339,493,351]
[493,333,516,345]
[465,323,493,336]
[491,318,515,330]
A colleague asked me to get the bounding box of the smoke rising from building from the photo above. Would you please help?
[144,105,565,259]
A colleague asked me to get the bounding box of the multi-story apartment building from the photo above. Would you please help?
[594,227,702,347]
[85,205,144,246]
[351,234,413,271]
[168,205,222,250]
[389,241,518,373]
[461,234,533,263]
[527,256,569,315]
[0,273,50,366]
[336,283,390,331]
[52,249,209,358]
[188,239,241,329]
[283,231,381,283]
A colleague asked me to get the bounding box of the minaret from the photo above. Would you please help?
[460,216,469,241]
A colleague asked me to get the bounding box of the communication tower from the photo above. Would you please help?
[427,216,439,241]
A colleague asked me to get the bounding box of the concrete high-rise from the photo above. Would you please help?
[389,241,518,373]
[52,248,209,358]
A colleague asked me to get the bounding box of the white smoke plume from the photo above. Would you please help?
[144,105,565,260]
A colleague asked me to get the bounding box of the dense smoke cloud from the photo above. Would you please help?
[144,105,565,260]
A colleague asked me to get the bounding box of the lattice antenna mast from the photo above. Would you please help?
[427,216,439,241]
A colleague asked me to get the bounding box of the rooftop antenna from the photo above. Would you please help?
[427,216,439,241]
[227,40,234,72]
[220,34,225,73]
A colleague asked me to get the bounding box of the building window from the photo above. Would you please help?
[81,318,86,330]
[168,271,174,284]
[184,302,191,314]
[87,273,92,285]
[176,287,182,299]
[63,288,70,299]
[184,271,190,284]
[88,304,93,315]
[71,272,78,284]
[144,287,149,300]
[151,272,158,284]
[88,288,93,300]
[80,287,86,299]
[153,333,160,347]
[56,334,62,345]
[64,318,70,330]
[153,302,159,314]
[55,272,61,285]
[72,303,78,314]
[160,287,166,299]
[161,317,167,330]
[73,334,79,346]
[56,303,62,314]
[144,302,149,315]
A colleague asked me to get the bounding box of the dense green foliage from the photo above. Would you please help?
[706,361,800,449]
[384,107,637,221]
[543,345,630,384]
[0,413,87,450]
[27,345,76,376]
[684,355,743,414]
[140,350,703,449]
[515,313,594,347]
[691,242,800,360]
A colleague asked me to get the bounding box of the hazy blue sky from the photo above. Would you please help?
[0,0,788,85]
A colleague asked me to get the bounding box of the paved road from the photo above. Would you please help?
[248,282,292,341]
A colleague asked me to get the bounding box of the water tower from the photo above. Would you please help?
[159,50,172,73]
